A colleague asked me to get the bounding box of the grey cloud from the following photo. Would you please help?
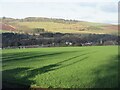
[76,2,97,7]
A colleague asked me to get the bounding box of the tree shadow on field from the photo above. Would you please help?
[2,50,80,63]
[2,52,35,59]
[2,51,89,89]
[2,65,59,89]
[92,55,119,88]
[2,50,82,59]
[3,52,62,63]
[2,67,31,89]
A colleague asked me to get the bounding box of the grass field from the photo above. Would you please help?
[1,17,118,35]
[2,46,119,88]
[11,21,117,34]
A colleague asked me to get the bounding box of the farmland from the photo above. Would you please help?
[0,17,118,35]
[15,21,117,34]
[2,46,118,88]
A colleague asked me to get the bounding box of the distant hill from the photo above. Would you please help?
[0,17,118,35]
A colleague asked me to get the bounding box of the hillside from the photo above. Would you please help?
[0,23,16,31]
[0,17,118,35]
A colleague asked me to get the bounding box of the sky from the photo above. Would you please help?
[0,0,119,24]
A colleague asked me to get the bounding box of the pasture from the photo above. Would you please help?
[2,46,118,88]
[10,21,118,34]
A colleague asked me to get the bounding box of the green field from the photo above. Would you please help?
[2,46,119,88]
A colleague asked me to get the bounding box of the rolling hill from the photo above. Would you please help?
[0,17,118,35]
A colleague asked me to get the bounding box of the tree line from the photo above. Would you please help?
[1,32,119,48]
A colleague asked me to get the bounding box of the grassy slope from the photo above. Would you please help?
[1,17,117,34]
[2,17,117,34]
[12,21,117,34]
[2,46,118,88]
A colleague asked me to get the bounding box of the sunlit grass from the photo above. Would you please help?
[2,46,118,88]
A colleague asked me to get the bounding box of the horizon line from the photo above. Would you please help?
[0,16,117,25]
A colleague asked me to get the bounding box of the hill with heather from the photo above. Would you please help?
[0,17,118,35]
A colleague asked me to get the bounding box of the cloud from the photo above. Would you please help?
[0,2,118,24]
[98,2,118,13]
[76,2,97,7]
[0,0,119,2]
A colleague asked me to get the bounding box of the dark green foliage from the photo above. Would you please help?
[2,33,118,48]
[33,28,45,33]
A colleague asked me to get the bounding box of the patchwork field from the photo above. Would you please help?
[2,46,119,88]
[9,21,118,34]
[0,17,118,35]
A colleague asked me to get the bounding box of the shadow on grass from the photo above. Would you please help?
[2,50,81,63]
[2,50,83,60]
[2,52,36,59]
[2,51,89,89]
[92,55,119,88]
[2,52,62,63]
[2,67,31,89]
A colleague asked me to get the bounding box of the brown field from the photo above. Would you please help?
[0,23,16,31]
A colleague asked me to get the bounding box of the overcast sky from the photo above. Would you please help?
[0,0,119,24]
